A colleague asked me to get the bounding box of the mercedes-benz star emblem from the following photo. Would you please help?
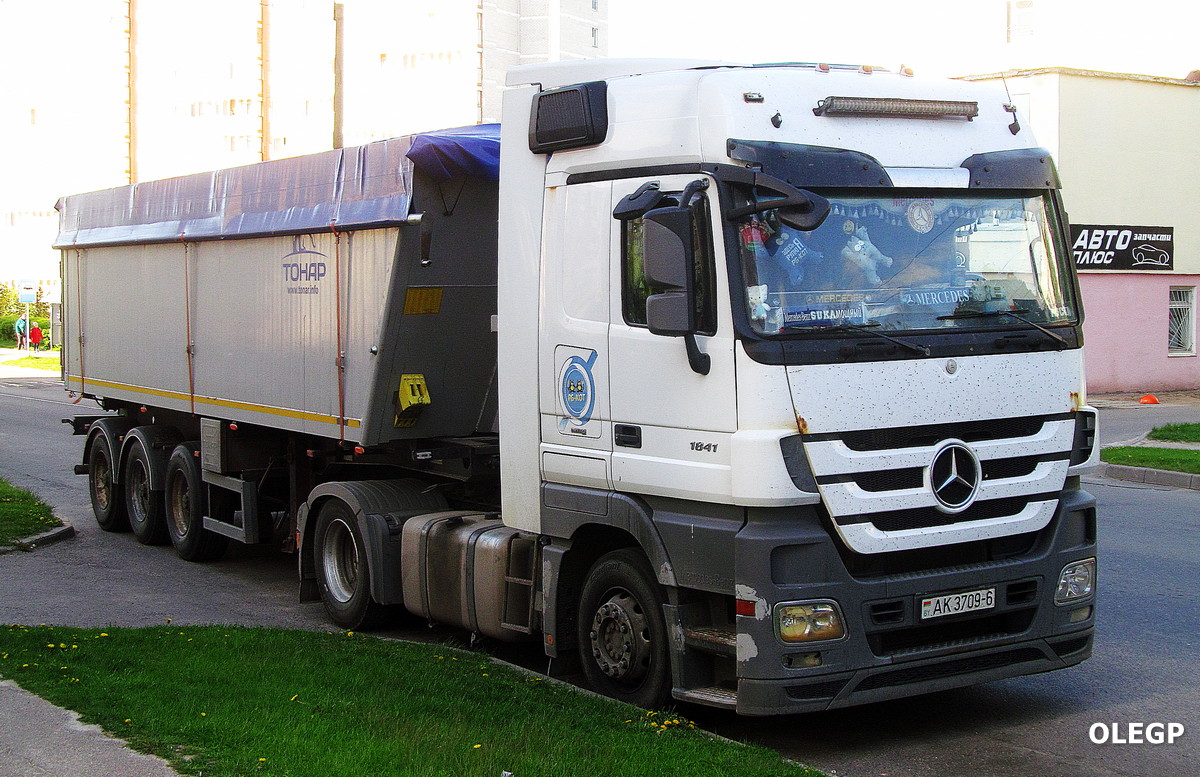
[928,441,982,513]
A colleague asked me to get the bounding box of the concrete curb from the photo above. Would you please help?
[1098,463,1200,490]
[0,520,76,556]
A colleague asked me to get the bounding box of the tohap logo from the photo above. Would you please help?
[281,236,328,294]
[1089,722,1184,745]
[281,261,327,282]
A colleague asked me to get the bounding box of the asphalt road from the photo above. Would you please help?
[1,375,1197,776]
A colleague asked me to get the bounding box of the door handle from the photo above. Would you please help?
[614,424,642,448]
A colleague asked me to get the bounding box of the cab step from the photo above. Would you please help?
[683,627,737,658]
[673,685,737,708]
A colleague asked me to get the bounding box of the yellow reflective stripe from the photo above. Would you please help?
[65,375,361,428]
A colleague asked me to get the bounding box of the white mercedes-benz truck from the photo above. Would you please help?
[58,59,1098,715]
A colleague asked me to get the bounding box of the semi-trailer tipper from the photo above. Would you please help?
[57,59,1098,714]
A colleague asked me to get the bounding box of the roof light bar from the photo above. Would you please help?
[813,96,979,120]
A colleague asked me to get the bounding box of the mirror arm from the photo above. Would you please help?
[684,333,711,375]
[725,172,816,219]
[679,178,710,208]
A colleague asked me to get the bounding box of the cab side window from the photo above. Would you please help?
[621,192,717,335]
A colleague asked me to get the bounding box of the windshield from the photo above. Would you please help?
[736,192,1077,336]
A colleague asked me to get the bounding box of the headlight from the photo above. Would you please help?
[1055,558,1096,604]
[776,601,846,643]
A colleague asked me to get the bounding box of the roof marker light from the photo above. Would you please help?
[816,63,830,73]
[813,96,979,120]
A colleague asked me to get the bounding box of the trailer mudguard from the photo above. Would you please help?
[81,417,137,484]
[120,426,184,491]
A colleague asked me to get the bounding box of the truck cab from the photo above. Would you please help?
[497,60,1097,713]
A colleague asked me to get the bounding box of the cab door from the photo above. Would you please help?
[538,180,614,491]
[607,174,738,502]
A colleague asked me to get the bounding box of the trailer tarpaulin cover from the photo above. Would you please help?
[405,123,501,182]
[55,124,500,248]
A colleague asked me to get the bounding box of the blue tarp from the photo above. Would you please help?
[55,124,501,248]
[406,123,501,182]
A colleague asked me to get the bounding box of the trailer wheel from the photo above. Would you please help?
[125,442,168,545]
[88,439,129,532]
[314,500,389,630]
[164,444,228,562]
[577,548,672,709]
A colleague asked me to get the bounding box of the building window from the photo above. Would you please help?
[1006,0,1035,43]
[592,0,598,9]
[1169,287,1195,356]
[591,27,599,47]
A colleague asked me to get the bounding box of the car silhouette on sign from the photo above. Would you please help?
[1132,244,1171,267]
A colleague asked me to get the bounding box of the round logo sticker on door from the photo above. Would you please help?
[558,350,598,433]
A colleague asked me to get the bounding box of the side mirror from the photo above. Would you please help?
[642,206,695,336]
[641,193,711,375]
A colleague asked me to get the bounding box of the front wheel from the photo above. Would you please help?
[88,439,129,532]
[576,548,672,709]
[313,500,392,630]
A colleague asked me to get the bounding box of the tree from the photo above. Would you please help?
[0,285,17,317]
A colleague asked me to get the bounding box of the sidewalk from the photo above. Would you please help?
[0,681,181,777]
[1090,390,1200,488]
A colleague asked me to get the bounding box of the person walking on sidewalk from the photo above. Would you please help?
[13,315,27,350]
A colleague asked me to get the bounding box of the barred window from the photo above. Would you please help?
[1168,287,1195,356]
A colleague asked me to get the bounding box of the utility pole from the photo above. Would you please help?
[333,3,345,149]
[260,0,272,160]
[126,0,139,183]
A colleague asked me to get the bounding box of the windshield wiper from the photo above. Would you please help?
[936,308,1067,350]
[783,321,930,356]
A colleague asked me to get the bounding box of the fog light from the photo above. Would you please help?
[784,652,823,668]
[777,601,845,643]
[1069,606,1093,623]
[1055,558,1096,604]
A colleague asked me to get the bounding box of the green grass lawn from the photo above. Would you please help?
[0,625,823,777]
[0,354,60,371]
[0,478,62,547]
[1146,423,1200,443]
[1101,446,1200,474]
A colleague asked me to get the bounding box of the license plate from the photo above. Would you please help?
[920,587,996,620]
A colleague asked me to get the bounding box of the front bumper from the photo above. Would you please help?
[729,486,1096,715]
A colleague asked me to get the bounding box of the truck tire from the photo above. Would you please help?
[164,444,229,562]
[124,442,168,545]
[88,438,129,532]
[314,499,391,630]
[577,548,672,709]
